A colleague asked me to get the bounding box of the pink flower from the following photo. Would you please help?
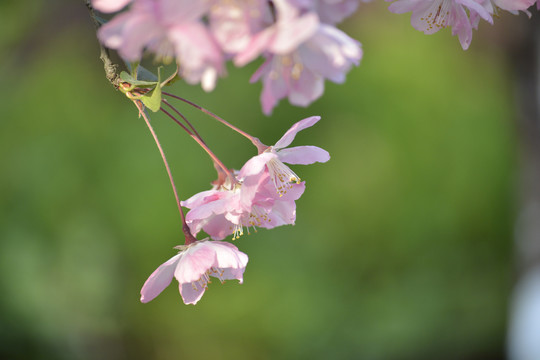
[236,0,361,114]
[140,240,248,305]
[181,116,327,240]
[470,0,535,26]
[387,0,492,50]
[97,0,224,91]
[239,116,330,196]
[182,171,306,240]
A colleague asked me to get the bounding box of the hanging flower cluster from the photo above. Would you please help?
[136,108,328,305]
[111,69,329,304]
[87,0,539,306]
[92,0,363,114]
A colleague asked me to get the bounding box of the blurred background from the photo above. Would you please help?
[0,1,536,359]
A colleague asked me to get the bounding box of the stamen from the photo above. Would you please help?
[266,157,301,197]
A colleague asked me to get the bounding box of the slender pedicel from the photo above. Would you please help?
[162,100,205,144]
[135,100,196,245]
[162,92,266,152]
[160,107,236,184]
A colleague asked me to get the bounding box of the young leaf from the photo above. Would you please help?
[140,68,162,112]
[120,71,158,87]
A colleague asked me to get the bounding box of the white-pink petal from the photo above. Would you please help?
[92,0,131,13]
[278,145,330,165]
[140,253,181,303]
[274,116,321,149]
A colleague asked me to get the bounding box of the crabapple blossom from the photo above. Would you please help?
[97,0,224,91]
[387,0,492,50]
[239,116,330,196]
[182,171,305,240]
[92,0,131,13]
[469,0,536,27]
[140,240,248,305]
[236,0,362,114]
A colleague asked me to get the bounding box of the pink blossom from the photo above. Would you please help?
[387,0,492,50]
[470,0,535,26]
[140,240,248,305]
[97,0,224,91]
[182,170,305,240]
[236,0,361,114]
[239,116,330,196]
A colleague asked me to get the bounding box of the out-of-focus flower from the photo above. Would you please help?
[92,0,131,13]
[239,116,330,196]
[140,240,248,305]
[387,0,492,50]
[97,0,224,91]
[208,0,273,54]
[288,0,360,24]
[236,0,361,114]
[470,0,535,27]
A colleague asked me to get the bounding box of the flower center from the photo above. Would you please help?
[266,158,301,197]
[191,266,226,290]
[420,0,452,31]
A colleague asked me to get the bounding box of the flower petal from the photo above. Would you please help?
[278,145,330,165]
[92,0,131,13]
[180,282,206,305]
[274,116,321,149]
[238,152,277,178]
[174,243,216,284]
[140,253,181,303]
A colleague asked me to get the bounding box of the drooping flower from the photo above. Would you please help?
[470,0,535,27]
[182,170,305,240]
[236,0,362,114]
[387,0,492,50]
[239,116,330,196]
[97,0,224,91]
[140,240,248,305]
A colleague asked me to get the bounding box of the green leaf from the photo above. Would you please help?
[139,68,162,112]
[119,71,158,87]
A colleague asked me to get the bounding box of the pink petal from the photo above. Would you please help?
[274,116,321,149]
[140,254,181,303]
[212,242,249,269]
[495,0,535,10]
[278,145,330,165]
[234,27,276,66]
[202,214,235,240]
[288,68,325,107]
[270,13,319,54]
[174,243,216,283]
[92,0,131,13]
[180,282,206,305]
[238,152,277,178]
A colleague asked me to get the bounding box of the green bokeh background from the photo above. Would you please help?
[0,1,519,359]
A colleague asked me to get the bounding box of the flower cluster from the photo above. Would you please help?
[92,0,362,114]
[387,0,537,50]
[139,115,329,305]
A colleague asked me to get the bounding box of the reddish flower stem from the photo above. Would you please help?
[162,92,266,151]
[162,100,205,145]
[134,100,196,245]
[160,107,235,183]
